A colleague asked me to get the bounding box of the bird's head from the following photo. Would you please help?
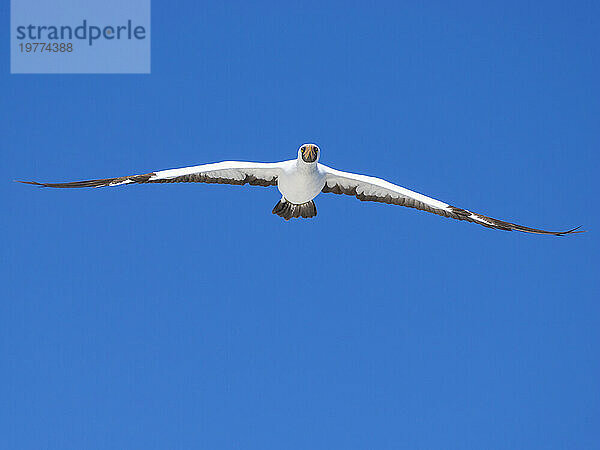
[298,143,320,164]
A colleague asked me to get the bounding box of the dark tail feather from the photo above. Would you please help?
[272,199,317,220]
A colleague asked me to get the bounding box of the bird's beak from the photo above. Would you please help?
[304,145,316,161]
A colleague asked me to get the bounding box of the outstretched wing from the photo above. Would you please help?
[320,165,582,236]
[18,161,282,189]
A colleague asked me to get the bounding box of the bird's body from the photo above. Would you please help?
[277,156,326,204]
[18,143,583,236]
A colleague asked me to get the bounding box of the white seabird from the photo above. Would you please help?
[19,143,582,235]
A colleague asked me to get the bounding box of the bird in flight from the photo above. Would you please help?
[19,143,582,236]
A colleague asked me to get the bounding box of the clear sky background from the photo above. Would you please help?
[1,1,599,449]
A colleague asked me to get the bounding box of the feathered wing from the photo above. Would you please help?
[18,161,283,189]
[320,165,582,236]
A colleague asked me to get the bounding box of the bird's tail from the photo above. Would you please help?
[272,199,317,220]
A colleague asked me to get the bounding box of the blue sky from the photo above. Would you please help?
[1,1,599,448]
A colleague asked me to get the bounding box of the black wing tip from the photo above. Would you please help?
[15,179,97,188]
[555,226,586,236]
[15,180,47,186]
[511,224,586,236]
[15,179,75,188]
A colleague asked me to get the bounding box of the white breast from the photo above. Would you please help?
[277,162,326,204]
